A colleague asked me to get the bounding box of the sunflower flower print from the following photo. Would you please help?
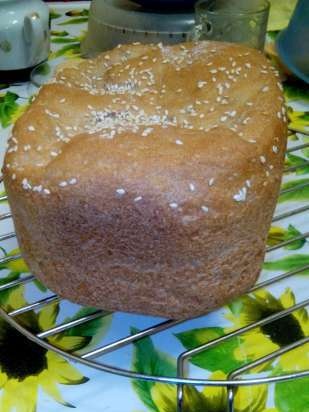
[0,286,112,411]
[224,288,309,372]
[131,328,275,412]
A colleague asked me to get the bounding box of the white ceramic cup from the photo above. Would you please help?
[0,0,50,71]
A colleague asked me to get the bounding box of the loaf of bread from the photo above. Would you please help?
[3,41,287,319]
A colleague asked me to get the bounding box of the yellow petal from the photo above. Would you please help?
[0,377,38,412]
[49,335,89,352]
[151,383,176,412]
[40,371,73,407]
[280,288,296,309]
[201,372,227,411]
[235,383,267,412]
[2,285,27,311]
[5,249,29,274]
[38,302,59,330]
[279,344,309,372]
[47,351,87,384]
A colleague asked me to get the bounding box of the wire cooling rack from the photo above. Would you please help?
[0,132,308,412]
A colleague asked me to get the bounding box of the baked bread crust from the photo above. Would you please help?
[3,41,287,318]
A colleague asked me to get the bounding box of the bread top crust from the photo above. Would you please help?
[3,41,287,221]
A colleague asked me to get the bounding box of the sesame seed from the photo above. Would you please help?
[28,125,35,132]
[210,69,217,74]
[201,205,209,213]
[43,189,50,195]
[220,116,228,122]
[208,178,214,186]
[22,178,31,190]
[169,202,178,209]
[233,187,247,202]
[277,111,282,119]
[12,173,16,180]
[246,180,251,188]
[59,98,66,103]
[245,63,252,69]
[45,109,60,119]
[261,86,269,92]
[229,110,236,117]
[59,181,68,187]
[142,127,154,137]
[175,139,183,145]
[189,183,195,192]
[212,77,217,82]
[197,81,207,89]
[134,196,142,202]
[116,188,126,196]
[50,151,58,157]
[246,102,253,106]
[248,139,256,143]
[69,178,77,185]
[260,155,266,164]
[272,145,279,153]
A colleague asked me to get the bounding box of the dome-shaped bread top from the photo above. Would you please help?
[4,41,286,218]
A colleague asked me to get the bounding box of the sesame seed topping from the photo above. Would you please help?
[208,178,214,186]
[189,183,195,192]
[246,180,251,188]
[175,139,183,145]
[261,86,269,92]
[69,178,77,185]
[142,127,154,137]
[28,125,35,132]
[169,202,178,209]
[22,178,31,190]
[233,187,247,202]
[260,155,266,164]
[59,181,68,187]
[45,109,60,119]
[43,189,50,195]
[116,188,126,196]
[210,69,217,74]
[272,145,279,153]
[197,81,207,89]
[277,111,282,119]
[201,205,209,213]
[220,116,228,122]
[12,173,16,180]
[134,196,142,202]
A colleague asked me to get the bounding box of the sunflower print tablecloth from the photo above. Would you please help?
[0,2,308,411]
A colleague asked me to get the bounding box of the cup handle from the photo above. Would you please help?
[187,24,204,41]
[187,19,213,42]
[23,13,45,66]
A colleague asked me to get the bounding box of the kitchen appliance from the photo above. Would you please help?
[0,0,50,82]
[81,0,196,56]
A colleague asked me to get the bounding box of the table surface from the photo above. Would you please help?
[0,2,308,411]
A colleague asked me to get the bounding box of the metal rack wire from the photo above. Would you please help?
[0,136,308,412]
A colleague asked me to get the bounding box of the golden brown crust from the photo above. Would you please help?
[3,41,287,318]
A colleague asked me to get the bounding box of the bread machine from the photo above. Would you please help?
[81,0,197,56]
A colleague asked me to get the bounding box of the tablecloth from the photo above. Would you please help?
[0,2,308,411]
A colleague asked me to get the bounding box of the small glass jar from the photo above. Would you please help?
[190,0,270,50]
